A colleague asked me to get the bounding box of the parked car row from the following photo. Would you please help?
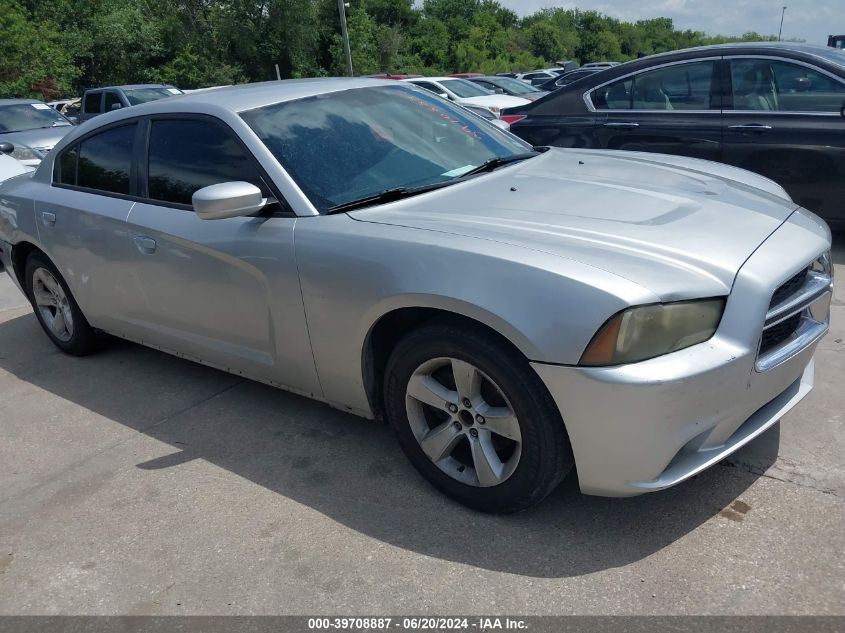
[503,42,845,228]
[0,84,183,169]
[0,77,832,512]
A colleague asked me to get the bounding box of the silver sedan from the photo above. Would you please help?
[0,79,833,512]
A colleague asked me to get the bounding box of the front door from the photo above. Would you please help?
[593,59,723,162]
[123,116,320,395]
[721,56,845,226]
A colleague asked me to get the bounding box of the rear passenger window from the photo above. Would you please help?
[77,124,136,194]
[147,119,269,206]
[84,92,101,114]
[592,62,716,111]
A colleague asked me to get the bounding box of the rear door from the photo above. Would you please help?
[721,56,845,225]
[591,58,723,162]
[123,115,319,393]
[39,121,140,330]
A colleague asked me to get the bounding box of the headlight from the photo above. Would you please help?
[580,298,726,366]
[9,145,44,163]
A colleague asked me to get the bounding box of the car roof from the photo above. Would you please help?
[0,99,41,105]
[86,78,401,116]
[83,84,176,92]
[637,41,842,63]
[403,77,457,82]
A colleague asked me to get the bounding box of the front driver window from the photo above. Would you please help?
[146,119,270,206]
[731,59,845,112]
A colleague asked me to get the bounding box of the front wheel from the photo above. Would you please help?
[384,323,574,513]
[25,252,98,356]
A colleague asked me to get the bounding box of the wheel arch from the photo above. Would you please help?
[361,298,542,420]
[10,240,45,289]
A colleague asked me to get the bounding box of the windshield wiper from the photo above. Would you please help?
[458,151,539,178]
[326,181,454,214]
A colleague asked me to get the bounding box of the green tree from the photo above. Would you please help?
[0,0,80,97]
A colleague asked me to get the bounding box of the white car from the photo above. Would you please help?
[401,77,530,115]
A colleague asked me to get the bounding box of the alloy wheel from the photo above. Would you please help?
[31,267,74,342]
[405,357,522,487]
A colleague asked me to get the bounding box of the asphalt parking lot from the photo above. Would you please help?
[0,237,843,616]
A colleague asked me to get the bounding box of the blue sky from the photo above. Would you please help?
[497,0,841,45]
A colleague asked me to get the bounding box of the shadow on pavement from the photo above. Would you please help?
[0,310,778,579]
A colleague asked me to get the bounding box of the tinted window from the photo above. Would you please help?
[104,92,122,111]
[411,81,440,93]
[593,61,716,110]
[147,119,268,206]
[77,124,136,194]
[84,92,101,114]
[57,145,78,185]
[731,59,845,112]
[593,78,633,109]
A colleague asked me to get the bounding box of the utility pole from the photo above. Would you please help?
[778,6,787,41]
[338,0,353,77]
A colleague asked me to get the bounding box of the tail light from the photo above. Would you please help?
[499,114,527,125]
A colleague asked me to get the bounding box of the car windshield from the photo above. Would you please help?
[492,77,541,94]
[124,87,181,105]
[439,79,493,98]
[0,103,71,133]
[241,85,532,213]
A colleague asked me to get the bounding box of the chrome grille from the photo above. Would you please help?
[756,253,833,372]
[759,312,802,355]
[769,268,808,310]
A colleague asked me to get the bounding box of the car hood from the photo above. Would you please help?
[458,95,532,108]
[0,154,31,181]
[0,126,73,151]
[350,148,801,300]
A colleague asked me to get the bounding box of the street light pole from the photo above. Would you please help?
[338,0,353,77]
[778,6,787,41]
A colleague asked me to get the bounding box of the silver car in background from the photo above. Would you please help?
[0,99,75,166]
[0,79,833,512]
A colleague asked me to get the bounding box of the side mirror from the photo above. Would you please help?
[438,92,450,100]
[192,181,267,220]
[110,103,123,111]
[0,142,13,155]
[494,87,504,94]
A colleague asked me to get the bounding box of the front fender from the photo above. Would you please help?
[295,215,656,416]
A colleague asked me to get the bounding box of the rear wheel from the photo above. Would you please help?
[384,323,573,513]
[24,252,98,356]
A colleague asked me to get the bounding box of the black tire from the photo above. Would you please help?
[384,322,574,513]
[24,251,99,356]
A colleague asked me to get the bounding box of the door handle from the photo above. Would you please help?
[133,235,157,254]
[728,124,773,133]
[40,211,56,227]
[604,122,639,129]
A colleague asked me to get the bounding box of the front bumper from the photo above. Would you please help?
[533,208,832,497]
